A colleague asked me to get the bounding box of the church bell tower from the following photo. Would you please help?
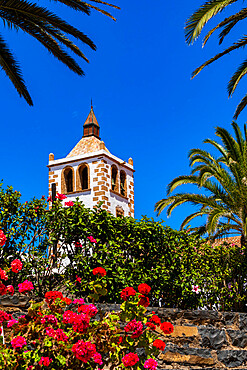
[47,105,134,217]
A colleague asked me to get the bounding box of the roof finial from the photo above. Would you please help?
[91,98,93,110]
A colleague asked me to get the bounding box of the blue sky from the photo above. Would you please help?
[0,0,246,229]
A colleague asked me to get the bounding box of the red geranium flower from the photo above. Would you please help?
[150,314,161,326]
[122,353,139,367]
[47,196,52,202]
[65,201,74,206]
[138,283,151,295]
[0,230,6,247]
[0,283,7,296]
[6,285,14,295]
[45,291,63,304]
[93,267,106,277]
[76,275,82,283]
[56,193,67,200]
[0,268,8,281]
[160,321,174,334]
[146,322,156,330]
[11,259,23,273]
[138,295,149,307]
[38,357,53,366]
[120,287,136,301]
[75,241,82,248]
[153,339,166,351]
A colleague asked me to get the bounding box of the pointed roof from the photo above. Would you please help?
[66,104,108,158]
[67,136,109,158]
[83,104,99,128]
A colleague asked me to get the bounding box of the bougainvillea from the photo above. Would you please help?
[18,280,34,293]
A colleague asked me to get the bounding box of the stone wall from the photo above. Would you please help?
[99,304,247,369]
[2,298,247,369]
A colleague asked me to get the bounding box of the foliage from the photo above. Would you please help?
[1,183,247,311]
[185,0,247,118]
[0,0,119,105]
[155,122,247,245]
[0,253,171,370]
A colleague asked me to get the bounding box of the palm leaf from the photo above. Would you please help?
[185,0,237,45]
[192,36,247,79]
[234,93,247,119]
[0,33,33,105]
[228,59,247,96]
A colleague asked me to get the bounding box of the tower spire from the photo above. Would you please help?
[83,102,100,138]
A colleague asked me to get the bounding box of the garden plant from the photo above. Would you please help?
[0,229,174,369]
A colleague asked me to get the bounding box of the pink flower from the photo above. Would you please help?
[124,319,143,339]
[144,358,158,370]
[7,319,18,327]
[47,196,52,202]
[73,298,85,305]
[0,230,6,247]
[55,328,68,342]
[11,259,23,273]
[93,353,103,365]
[38,357,53,366]
[41,314,58,325]
[78,304,98,317]
[72,340,97,362]
[87,236,97,243]
[56,193,67,200]
[18,280,34,294]
[65,201,74,206]
[6,285,14,295]
[11,336,27,348]
[192,285,201,294]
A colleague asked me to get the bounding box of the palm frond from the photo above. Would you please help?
[185,0,237,45]
[167,175,198,195]
[203,8,247,46]
[228,59,247,96]
[0,33,33,105]
[192,36,247,79]
[234,93,247,119]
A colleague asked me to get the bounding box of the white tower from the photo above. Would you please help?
[48,105,134,217]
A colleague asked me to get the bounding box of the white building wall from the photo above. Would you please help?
[48,150,134,217]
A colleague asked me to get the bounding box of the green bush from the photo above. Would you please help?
[0,183,247,311]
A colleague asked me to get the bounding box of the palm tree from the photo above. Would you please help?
[185,0,247,119]
[155,122,247,246]
[0,0,119,105]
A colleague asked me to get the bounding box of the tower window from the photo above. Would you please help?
[80,166,88,189]
[62,167,74,194]
[120,170,126,196]
[65,168,73,193]
[111,165,118,191]
[77,164,90,191]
